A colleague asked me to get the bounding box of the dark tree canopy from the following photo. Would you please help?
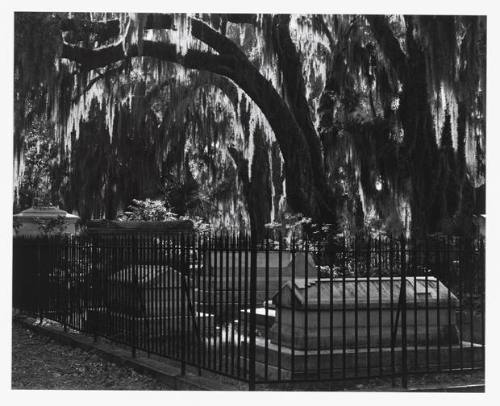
[13,13,486,238]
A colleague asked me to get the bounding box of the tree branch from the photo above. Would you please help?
[190,18,246,58]
[61,40,236,77]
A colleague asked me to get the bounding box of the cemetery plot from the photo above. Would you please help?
[12,234,485,387]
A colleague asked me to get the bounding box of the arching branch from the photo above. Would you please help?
[61,40,236,77]
[60,14,337,224]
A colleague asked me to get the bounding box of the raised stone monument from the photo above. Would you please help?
[196,250,316,313]
[13,206,80,236]
[247,276,482,379]
[270,276,459,349]
[88,264,214,346]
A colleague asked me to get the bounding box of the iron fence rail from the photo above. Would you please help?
[12,233,484,389]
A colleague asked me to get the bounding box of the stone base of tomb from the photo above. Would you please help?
[248,338,484,380]
[86,308,215,346]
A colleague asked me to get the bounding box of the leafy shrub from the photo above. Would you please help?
[117,199,178,222]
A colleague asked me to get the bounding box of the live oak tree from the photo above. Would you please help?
[14,13,485,238]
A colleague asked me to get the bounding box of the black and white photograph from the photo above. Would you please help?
[5,1,495,398]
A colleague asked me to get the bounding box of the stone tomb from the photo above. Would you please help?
[271,276,459,349]
[13,206,79,236]
[195,251,316,313]
[249,276,483,379]
[88,265,213,346]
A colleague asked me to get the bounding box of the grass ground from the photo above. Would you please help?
[11,320,484,391]
[11,322,173,390]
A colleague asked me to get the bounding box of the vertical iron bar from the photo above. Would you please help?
[315,238,321,380]
[64,239,69,333]
[400,235,408,389]
[237,233,242,378]
[329,240,334,379]
[468,238,475,369]
[131,234,137,358]
[389,237,395,387]
[378,236,383,377]
[447,236,453,370]
[304,239,309,378]
[277,233,282,381]
[197,233,203,375]
[436,238,442,372]
[342,236,347,381]
[458,237,464,369]
[424,237,430,372]
[207,234,213,370]
[243,234,249,380]
[354,236,359,377]
[248,233,257,391]
[219,232,224,371]
[181,233,186,375]
[265,234,269,380]
[291,236,296,380]
[231,233,236,377]
[225,233,230,374]
[213,233,218,371]
[366,237,371,378]
[480,238,485,367]
[413,237,418,371]
[92,235,98,343]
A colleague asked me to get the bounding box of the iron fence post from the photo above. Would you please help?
[132,235,138,358]
[64,239,69,333]
[91,235,98,343]
[248,233,257,391]
[37,240,43,324]
[400,235,408,389]
[180,233,186,375]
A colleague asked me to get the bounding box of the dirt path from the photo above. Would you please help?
[11,322,172,390]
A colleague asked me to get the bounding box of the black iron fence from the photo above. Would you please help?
[12,232,484,389]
